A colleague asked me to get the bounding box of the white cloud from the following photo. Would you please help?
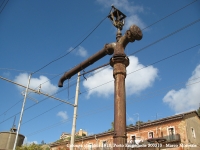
[83,56,158,98]
[76,46,88,57]
[68,46,88,58]
[23,137,38,145]
[14,73,58,95]
[57,111,68,120]
[163,64,200,113]
[96,0,145,29]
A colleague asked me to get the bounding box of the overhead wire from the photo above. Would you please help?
[0,68,58,76]
[1,18,199,124]
[25,79,200,137]
[0,0,9,14]
[0,0,6,9]
[32,16,108,75]
[0,1,198,125]
[14,0,198,91]
[1,19,199,124]
[141,0,197,31]
[11,43,200,127]
[7,0,200,137]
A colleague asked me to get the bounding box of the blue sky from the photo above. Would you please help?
[0,0,200,145]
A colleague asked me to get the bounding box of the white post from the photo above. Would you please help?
[13,74,32,150]
[70,72,80,150]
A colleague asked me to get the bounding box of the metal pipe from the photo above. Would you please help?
[58,43,116,87]
[110,25,142,150]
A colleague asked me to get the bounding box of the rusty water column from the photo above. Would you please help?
[109,19,143,150]
[58,6,142,150]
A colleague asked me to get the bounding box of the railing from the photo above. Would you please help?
[140,134,181,145]
[163,134,181,142]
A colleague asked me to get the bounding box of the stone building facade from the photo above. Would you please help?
[50,110,200,150]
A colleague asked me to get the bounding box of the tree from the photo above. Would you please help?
[41,140,45,145]
[16,143,43,150]
[135,121,144,126]
[108,121,114,131]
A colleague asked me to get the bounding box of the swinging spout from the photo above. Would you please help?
[58,43,115,87]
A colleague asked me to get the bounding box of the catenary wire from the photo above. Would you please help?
[1,35,199,124]
[32,16,108,75]
[0,0,6,9]
[141,0,197,31]
[1,18,199,122]
[14,44,200,126]
[20,0,198,88]
[1,0,198,137]
[1,0,196,96]
[0,0,9,14]
[0,2,198,122]
[25,79,200,137]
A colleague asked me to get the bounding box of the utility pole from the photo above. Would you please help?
[58,6,142,150]
[70,72,80,150]
[0,75,76,149]
[13,73,32,150]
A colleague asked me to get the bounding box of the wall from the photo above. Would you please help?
[184,113,200,150]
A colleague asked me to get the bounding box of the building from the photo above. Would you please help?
[76,129,88,137]
[0,126,25,150]
[60,132,71,140]
[50,110,200,150]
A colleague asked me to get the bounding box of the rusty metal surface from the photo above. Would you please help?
[110,25,142,150]
[58,20,143,150]
[58,43,115,87]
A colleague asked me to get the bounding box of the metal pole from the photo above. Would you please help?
[70,72,80,150]
[13,74,32,150]
[133,113,139,136]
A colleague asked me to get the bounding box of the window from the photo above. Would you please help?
[168,127,174,135]
[191,127,196,138]
[130,135,136,144]
[102,141,107,150]
[148,132,154,138]
[88,144,92,150]
[168,127,175,141]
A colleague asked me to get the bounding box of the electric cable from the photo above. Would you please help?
[24,0,197,78]
[130,18,200,56]
[0,0,5,9]
[32,16,108,75]
[141,0,197,31]
[0,68,58,76]
[25,79,200,137]
[1,35,199,125]
[1,2,198,123]
[0,84,74,124]
[0,0,9,14]
[14,44,200,126]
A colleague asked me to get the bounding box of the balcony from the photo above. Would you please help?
[140,134,181,145]
[163,134,181,143]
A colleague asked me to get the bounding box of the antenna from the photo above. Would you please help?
[10,116,17,132]
[12,116,16,127]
